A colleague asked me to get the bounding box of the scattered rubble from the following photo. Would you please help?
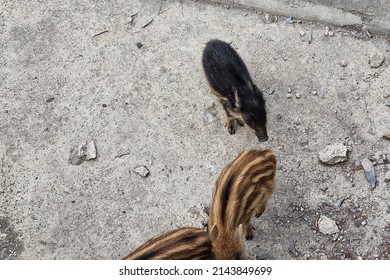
[384,170,390,182]
[361,158,377,190]
[125,17,134,24]
[340,60,348,67]
[288,240,299,257]
[325,26,334,37]
[126,13,138,24]
[286,17,294,24]
[369,151,388,165]
[115,149,131,158]
[133,166,150,177]
[264,86,275,95]
[317,215,339,235]
[263,13,278,24]
[318,143,348,164]
[202,104,217,124]
[68,141,97,165]
[369,52,384,68]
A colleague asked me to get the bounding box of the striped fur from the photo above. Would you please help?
[208,149,277,259]
[123,227,214,260]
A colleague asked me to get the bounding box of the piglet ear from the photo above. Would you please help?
[210,223,219,240]
[233,87,241,109]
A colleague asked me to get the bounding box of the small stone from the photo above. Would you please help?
[328,31,334,37]
[361,221,367,226]
[133,166,150,177]
[317,215,339,235]
[256,250,270,260]
[287,87,292,93]
[311,91,317,95]
[125,17,134,24]
[286,93,293,99]
[46,97,55,103]
[299,31,306,37]
[318,143,348,164]
[288,240,299,257]
[263,13,278,24]
[202,112,215,124]
[69,141,97,165]
[361,158,377,190]
[286,17,294,24]
[295,93,301,99]
[340,60,348,67]
[264,86,275,95]
[384,170,390,182]
[369,52,384,68]
[85,141,97,160]
[136,42,143,49]
[383,132,390,140]
[203,104,217,124]
[299,138,309,146]
[324,26,329,36]
[357,256,363,260]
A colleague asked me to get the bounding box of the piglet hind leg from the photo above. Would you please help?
[222,104,236,135]
[236,118,245,127]
[244,219,254,240]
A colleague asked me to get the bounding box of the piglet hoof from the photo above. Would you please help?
[227,126,235,135]
[245,232,253,240]
[236,119,245,127]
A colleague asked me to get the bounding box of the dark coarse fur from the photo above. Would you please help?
[202,39,268,142]
[208,149,276,259]
[123,227,214,260]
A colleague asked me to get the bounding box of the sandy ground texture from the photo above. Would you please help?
[1,0,389,260]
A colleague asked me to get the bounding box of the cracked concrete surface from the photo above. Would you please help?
[1,0,389,259]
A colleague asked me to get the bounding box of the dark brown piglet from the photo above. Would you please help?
[202,39,268,142]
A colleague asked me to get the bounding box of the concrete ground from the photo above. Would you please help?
[1,0,389,260]
[204,0,390,35]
